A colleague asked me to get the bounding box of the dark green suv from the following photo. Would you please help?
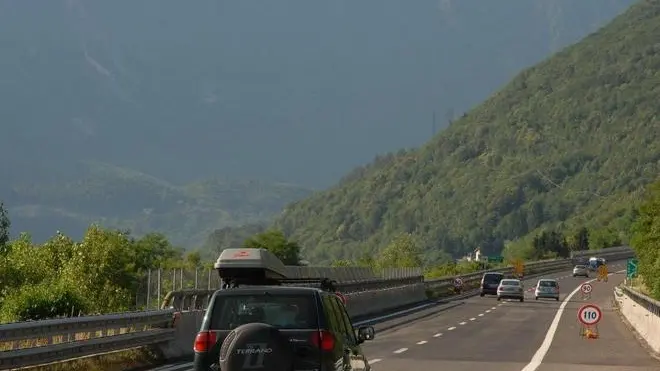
[192,248,376,371]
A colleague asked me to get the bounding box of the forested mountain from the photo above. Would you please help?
[0,0,636,245]
[271,0,660,264]
[5,162,312,246]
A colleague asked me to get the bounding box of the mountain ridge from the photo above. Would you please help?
[269,0,660,264]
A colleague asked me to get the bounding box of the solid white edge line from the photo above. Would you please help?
[520,269,625,371]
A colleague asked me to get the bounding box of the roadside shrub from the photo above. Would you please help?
[0,280,88,323]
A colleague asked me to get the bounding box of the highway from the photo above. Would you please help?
[154,261,660,371]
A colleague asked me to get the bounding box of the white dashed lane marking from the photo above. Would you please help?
[448,326,456,331]
[393,348,408,354]
[417,340,428,345]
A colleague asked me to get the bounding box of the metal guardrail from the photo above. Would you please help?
[0,246,633,369]
[0,310,176,370]
[619,285,660,318]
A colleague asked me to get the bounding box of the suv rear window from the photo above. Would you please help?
[209,294,317,330]
[483,273,504,283]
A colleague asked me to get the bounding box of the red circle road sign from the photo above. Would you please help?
[580,283,593,294]
[335,292,347,305]
[577,304,602,326]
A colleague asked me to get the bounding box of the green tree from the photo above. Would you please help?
[0,201,10,254]
[630,181,660,299]
[185,250,203,269]
[576,227,590,251]
[377,233,423,268]
[242,230,301,265]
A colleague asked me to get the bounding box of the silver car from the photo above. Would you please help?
[572,265,589,277]
[497,279,524,302]
[534,279,560,301]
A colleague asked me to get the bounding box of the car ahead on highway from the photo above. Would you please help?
[193,248,376,371]
[572,265,589,277]
[497,279,524,302]
[480,272,505,297]
[534,279,560,301]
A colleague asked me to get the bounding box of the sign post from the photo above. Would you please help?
[597,265,608,282]
[577,304,602,339]
[453,277,464,294]
[580,283,592,300]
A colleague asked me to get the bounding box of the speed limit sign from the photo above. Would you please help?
[580,283,593,294]
[577,304,602,326]
[454,278,463,287]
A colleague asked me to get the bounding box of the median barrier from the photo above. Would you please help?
[614,285,660,354]
[157,310,205,360]
[0,246,634,369]
[345,283,428,318]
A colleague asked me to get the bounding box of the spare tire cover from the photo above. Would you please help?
[219,323,294,371]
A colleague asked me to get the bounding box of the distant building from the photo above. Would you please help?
[462,247,487,262]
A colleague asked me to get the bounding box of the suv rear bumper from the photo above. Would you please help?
[481,287,498,295]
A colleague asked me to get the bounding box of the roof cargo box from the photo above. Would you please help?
[214,248,288,285]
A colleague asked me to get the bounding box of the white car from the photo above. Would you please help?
[534,279,560,301]
[497,279,524,302]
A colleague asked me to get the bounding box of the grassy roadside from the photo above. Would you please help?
[19,347,165,371]
[626,275,651,296]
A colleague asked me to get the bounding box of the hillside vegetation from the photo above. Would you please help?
[6,161,312,247]
[273,0,660,264]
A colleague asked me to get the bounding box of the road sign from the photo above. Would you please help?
[488,256,504,263]
[580,283,593,294]
[453,278,463,287]
[577,304,602,326]
[627,258,638,278]
[335,292,346,305]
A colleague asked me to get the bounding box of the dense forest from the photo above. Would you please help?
[630,180,660,300]
[265,0,660,264]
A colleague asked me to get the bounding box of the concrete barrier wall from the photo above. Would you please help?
[345,283,428,318]
[616,286,660,354]
[159,310,206,359]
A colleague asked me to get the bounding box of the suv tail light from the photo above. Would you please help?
[310,330,335,351]
[194,331,217,353]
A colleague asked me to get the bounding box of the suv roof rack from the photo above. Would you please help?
[214,248,337,292]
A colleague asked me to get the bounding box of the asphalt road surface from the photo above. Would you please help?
[154,261,660,371]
